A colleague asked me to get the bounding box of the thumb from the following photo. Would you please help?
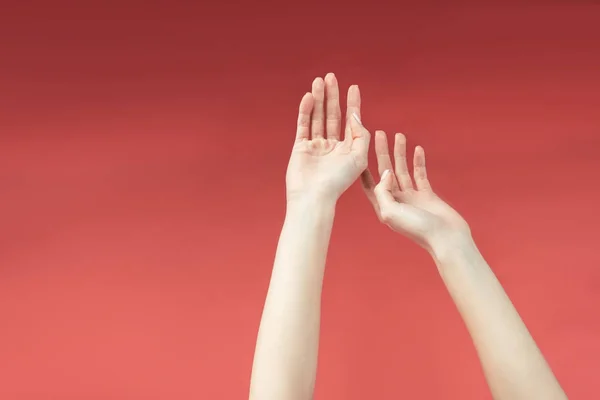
[374,170,407,224]
[374,170,397,207]
[348,112,370,159]
[375,170,425,232]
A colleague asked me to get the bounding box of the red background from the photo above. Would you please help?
[1,2,599,399]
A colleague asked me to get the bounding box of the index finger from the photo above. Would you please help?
[295,92,314,141]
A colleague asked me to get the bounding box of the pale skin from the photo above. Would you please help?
[249,73,567,400]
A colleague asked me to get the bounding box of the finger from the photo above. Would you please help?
[344,85,361,144]
[360,170,381,217]
[324,72,341,140]
[310,77,325,139]
[295,92,314,141]
[375,130,402,194]
[374,170,417,228]
[349,113,370,169]
[393,133,415,191]
[374,130,394,175]
[374,170,403,219]
[413,145,432,191]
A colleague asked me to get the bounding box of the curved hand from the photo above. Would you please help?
[286,74,370,203]
[361,131,567,400]
[361,131,470,252]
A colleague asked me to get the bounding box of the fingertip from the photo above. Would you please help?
[414,145,426,166]
[381,169,392,184]
[395,132,406,142]
[348,84,360,94]
[374,171,395,202]
[346,85,361,112]
[300,92,314,109]
[325,72,336,81]
[312,77,324,88]
[414,145,426,158]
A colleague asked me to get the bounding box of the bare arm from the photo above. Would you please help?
[249,197,335,400]
[432,237,567,400]
[249,74,370,400]
[361,131,566,400]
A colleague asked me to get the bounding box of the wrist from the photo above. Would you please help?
[428,232,480,266]
[284,194,337,233]
[286,193,338,213]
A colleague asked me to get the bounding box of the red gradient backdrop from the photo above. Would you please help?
[1,2,599,399]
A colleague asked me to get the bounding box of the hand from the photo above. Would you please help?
[361,131,471,254]
[286,73,371,204]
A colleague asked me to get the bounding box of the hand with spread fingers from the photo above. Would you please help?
[360,131,470,254]
[286,73,370,204]
[359,130,566,400]
[250,74,371,400]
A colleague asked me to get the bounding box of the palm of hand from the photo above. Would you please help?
[361,131,470,249]
[286,75,369,202]
[287,138,363,200]
[389,188,469,241]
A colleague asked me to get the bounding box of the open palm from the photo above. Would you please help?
[286,74,370,203]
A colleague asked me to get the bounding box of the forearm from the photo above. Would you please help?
[431,237,566,400]
[249,196,336,400]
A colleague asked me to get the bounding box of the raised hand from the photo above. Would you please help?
[251,75,372,400]
[360,131,470,254]
[286,73,370,204]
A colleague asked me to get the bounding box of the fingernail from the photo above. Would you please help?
[381,170,389,180]
[352,112,362,125]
